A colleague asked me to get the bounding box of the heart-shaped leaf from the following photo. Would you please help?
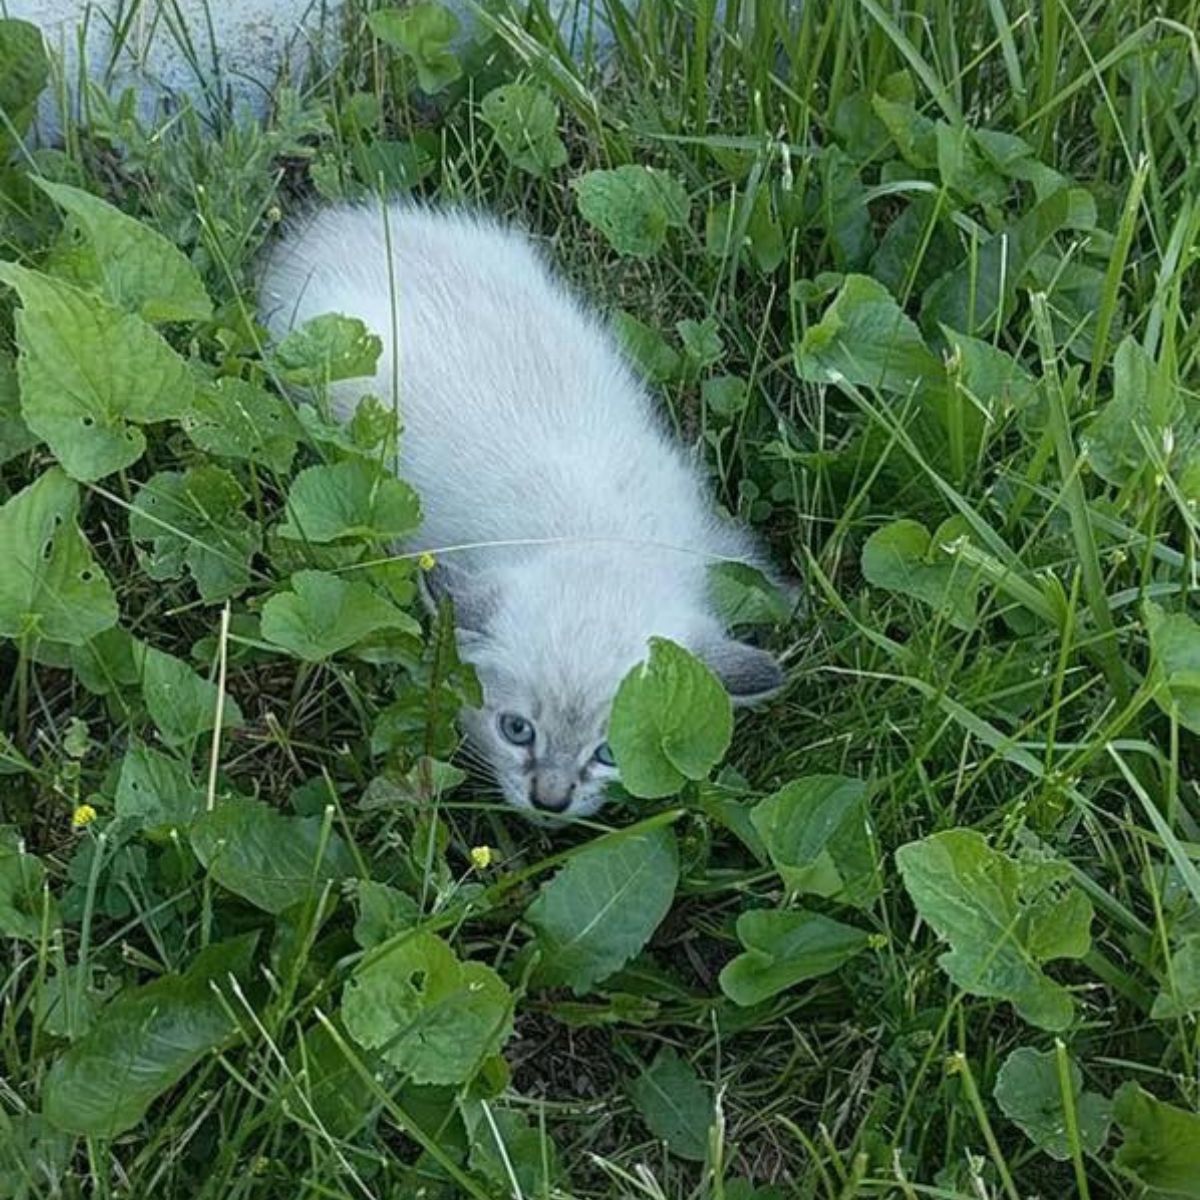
[277,459,420,544]
[480,83,567,177]
[114,744,204,834]
[139,645,244,747]
[272,313,382,386]
[861,518,978,630]
[367,3,461,94]
[572,166,690,258]
[182,379,299,476]
[1113,1083,1200,1197]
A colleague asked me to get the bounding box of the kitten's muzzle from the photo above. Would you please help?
[530,769,576,813]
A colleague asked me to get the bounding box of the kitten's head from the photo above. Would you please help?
[423,552,783,820]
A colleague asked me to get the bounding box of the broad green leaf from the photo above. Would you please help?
[0,357,37,465]
[627,1048,711,1161]
[820,146,873,270]
[114,744,204,833]
[571,166,690,258]
[0,468,117,645]
[608,639,733,799]
[0,827,58,941]
[0,19,49,145]
[1151,935,1200,1019]
[1083,337,1179,486]
[677,317,725,371]
[0,264,193,481]
[464,1103,560,1195]
[182,379,299,476]
[69,626,142,696]
[0,1115,72,1198]
[526,827,679,992]
[367,3,461,93]
[708,562,790,626]
[190,796,356,914]
[342,931,512,1083]
[261,570,419,662]
[42,935,256,1137]
[129,467,260,603]
[1113,1083,1200,1197]
[140,645,244,747]
[480,83,567,176]
[277,459,420,544]
[612,310,681,383]
[941,325,1037,417]
[861,518,978,630]
[353,880,419,949]
[935,122,1008,206]
[36,180,211,322]
[993,1046,1111,1161]
[719,909,871,1007]
[702,374,749,418]
[1146,602,1200,736]
[795,274,943,394]
[273,313,382,386]
[895,830,1093,1030]
[871,92,937,168]
[285,1020,381,1139]
[750,775,880,908]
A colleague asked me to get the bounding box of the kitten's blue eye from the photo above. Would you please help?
[498,713,535,746]
[593,741,616,767]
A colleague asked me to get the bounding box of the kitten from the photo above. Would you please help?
[260,203,784,819]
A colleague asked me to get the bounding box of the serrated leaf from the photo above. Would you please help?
[0,827,58,941]
[273,313,382,386]
[114,744,204,833]
[796,274,943,395]
[571,166,690,258]
[526,827,679,993]
[1113,1083,1200,1197]
[751,775,880,908]
[0,264,193,481]
[277,459,420,544]
[36,180,211,322]
[0,468,117,645]
[895,830,1093,1030]
[367,3,461,93]
[190,796,356,914]
[129,467,260,603]
[42,935,256,1137]
[342,931,512,1083]
[608,639,733,799]
[261,570,419,662]
[480,83,567,176]
[861,518,978,630]
[628,1048,711,1161]
[182,379,299,476]
[993,1046,1111,1162]
[719,909,871,1007]
[140,645,244,747]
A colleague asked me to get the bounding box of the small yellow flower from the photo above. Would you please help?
[469,844,494,870]
[418,551,437,572]
[266,204,283,224]
[71,803,97,829]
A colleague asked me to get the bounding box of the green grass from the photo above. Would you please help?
[3,0,1200,1196]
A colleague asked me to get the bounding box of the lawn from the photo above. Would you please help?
[2,1,1200,1197]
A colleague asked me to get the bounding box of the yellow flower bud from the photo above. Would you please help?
[72,803,97,828]
[469,845,493,870]
[418,552,437,572]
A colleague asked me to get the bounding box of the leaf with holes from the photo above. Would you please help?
[994,1047,1111,1162]
[182,379,299,476]
[719,909,871,1006]
[36,180,211,322]
[42,935,256,1137]
[273,313,382,386]
[342,931,512,1083]
[190,796,357,914]
[0,265,193,481]
[572,166,691,258]
[751,775,881,908]
[139,645,243,747]
[277,459,420,544]
[608,639,732,798]
[526,827,679,992]
[129,467,261,603]
[480,83,566,176]
[0,468,117,646]
[261,570,420,662]
[895,830,1093,1030]
[628,1048,711,1161]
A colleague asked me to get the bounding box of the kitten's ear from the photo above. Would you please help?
[697,638,784,706]
[418,560,497,634]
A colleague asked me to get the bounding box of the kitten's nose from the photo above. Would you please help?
[530,771,576,813]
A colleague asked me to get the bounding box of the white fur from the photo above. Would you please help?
[260,203,780,818]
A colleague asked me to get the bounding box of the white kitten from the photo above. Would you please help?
[260,203,784,819]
